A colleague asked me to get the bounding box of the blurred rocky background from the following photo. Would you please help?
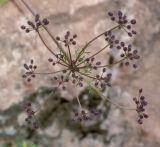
[0,0,160,147]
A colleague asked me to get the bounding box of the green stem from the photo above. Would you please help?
[67,45,73,65]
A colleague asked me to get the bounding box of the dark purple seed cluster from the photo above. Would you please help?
[73,110,91,122]
[53,74,68,90]
[120,44,140,68]
[104,30,123,50]
[85,57,96,69]
[23,101,39,129]
[116,41,126,50]
[94,70,112,91]
[85,58,103,71]
[107,11,137,37]
[20,14,49,33]
[51,71,85,93]
[73,109,102,122]
[71,73,84,87]
[104,30,134,52]
[48,57,61,66]
[22,59,37,82]
[56,31,77,46]
[133,89,149,124]
[55,54,65,64]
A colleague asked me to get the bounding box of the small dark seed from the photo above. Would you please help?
[130,19,136,25]
[21,25,26,30]
[48,58,53,62]
[73,34,77,38]
[56,36,60,41]
[108,12,113,16]
[139,88,143,93]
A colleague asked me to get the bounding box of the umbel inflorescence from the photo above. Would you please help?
[20,0,148,129]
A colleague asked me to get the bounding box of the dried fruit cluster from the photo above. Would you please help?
[108,11,137,37]
[73,109,102,122]
[21,14,49,33]
[133,89,149,124]
[20,0,149,129]
[23,101,39,129]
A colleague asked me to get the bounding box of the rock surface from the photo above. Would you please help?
[0,0,160,146]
